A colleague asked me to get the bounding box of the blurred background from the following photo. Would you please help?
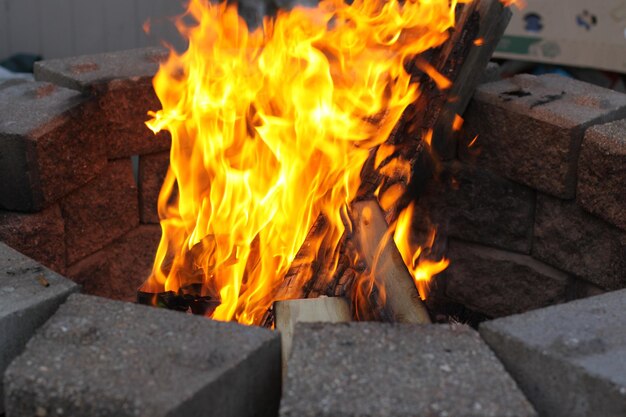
[1,0,626,91]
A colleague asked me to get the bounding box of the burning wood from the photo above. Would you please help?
[352,200,431,324]
[138,0,513,325]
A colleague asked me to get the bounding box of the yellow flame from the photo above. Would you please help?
[393,202,449,299]
[144,0,467,324]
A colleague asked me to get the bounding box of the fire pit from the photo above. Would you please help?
[0,0,625,416]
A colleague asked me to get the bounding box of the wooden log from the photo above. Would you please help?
[351,200,431,324]
[358,0,511,206]
[430,0,512,158]
[274,297,351,372]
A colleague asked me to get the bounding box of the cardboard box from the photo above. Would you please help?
[494,0,626,73]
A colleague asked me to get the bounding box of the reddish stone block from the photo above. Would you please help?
[460,74,626,199]
[66,225,162,302]
[577,119,626,231]
[34,48,171,158]
[0,205,66,273]
[138,152,169,224]
[444,239,572,318]
[61,159,139,265]
[533,194,626,290]
[418,161,535,253]
[0,81,107,212]
[94,79,171,158]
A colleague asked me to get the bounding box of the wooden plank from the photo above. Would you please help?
[41,0,73,58]
[7,0,41,55]
[72,0,106,55]
[351,200,431,324]
[104,0,138,52]
[275,297,351,372]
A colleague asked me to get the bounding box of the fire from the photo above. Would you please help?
[143,0,466,325]
[394,202,449,300]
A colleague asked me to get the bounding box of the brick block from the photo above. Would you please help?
[533,194,626,290]
[0,81,107,211]
[577,119,626,231]
[460,74,626,199]
[420,161,535,253]
[138,152,169,224]
[281,322,536,417]
[61,159,139,265]
[444,240,571,318]
[0,243,79,414]
[67,225,161,302]
[480,289,626,417]
[0,205,66,274]
[34,48,171,158]
[4,294,281,417]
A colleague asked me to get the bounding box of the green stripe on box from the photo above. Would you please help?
[496,35,542,55]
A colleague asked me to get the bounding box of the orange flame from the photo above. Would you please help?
[144,0,467,325]
[393,203,449,299]
[452,114,464,131]
[415,59,452,91]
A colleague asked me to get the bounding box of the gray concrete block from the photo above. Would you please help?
[34,48,165,91]
[444,240,572,318]
[0,242,79,414]
[34,48,171,158]
[0,81,107,211]
[460,74,626,199]
[480,289,626,417]
[281,322,536,417]
[533,194,626,290]
[4,294,281,417]
[420,161,535,253]
[577,119,626,231]
[0,79,29,91]
[60,159,139,265]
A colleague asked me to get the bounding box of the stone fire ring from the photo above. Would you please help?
[0,48,625,417]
